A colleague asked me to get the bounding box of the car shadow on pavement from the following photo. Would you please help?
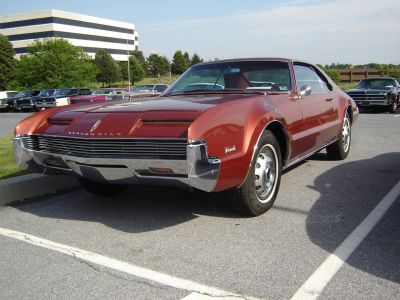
[306,152,400,284]
[12,184,237,233]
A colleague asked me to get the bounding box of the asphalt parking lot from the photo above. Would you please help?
[0,111,399,299]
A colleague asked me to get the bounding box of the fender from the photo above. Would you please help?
[188,97,287,192]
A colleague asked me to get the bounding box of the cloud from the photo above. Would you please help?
[137,0,400,64]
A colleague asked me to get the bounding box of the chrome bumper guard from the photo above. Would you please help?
[13,137,221,192]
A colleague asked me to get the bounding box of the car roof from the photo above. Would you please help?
[197,57,296,66]
[361,77,397,80]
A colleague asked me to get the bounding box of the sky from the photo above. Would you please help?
[1,0,399,65]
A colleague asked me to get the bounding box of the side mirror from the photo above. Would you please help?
[299,85,312,97]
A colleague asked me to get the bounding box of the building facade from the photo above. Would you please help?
[0,9,138,61]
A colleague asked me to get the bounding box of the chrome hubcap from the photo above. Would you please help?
[254,145,277,203]
[342,117,351,153]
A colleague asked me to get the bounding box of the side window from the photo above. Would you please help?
[293,65,326,93]
[80,89,91,95]
[154,85,168,93]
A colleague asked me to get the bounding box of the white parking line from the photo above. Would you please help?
[394,114,400,118]
[0,227,259,300]
[291,180,400,300]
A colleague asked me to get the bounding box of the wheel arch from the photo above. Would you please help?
[265,121,290,166]
[238,120,290,188]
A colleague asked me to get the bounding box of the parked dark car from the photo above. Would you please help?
[130,84,169,94]
[14,58,358,216]
[14,89,57,111]
[34,88,92,109]
[0,90,41,111]
[69,88,127,104]
[345,77,400,113]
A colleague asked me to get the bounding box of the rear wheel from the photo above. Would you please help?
[79,178,128,196]
[326,112,351,160]
[225,130,282,216]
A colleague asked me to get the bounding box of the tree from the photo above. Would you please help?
[132,49,148,76]
[132,50,146,65]
[183,52,190,68]
[118,61,128,85]
[324,69,340,83]
[191,53,202,66]
[94,50,120,87]
[147,54,170,77]
[15,39,97,89]
[0,34,17,90]
[171,50,188,75]
[128,56,145,85]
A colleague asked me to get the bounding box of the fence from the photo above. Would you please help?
[339,68,400,83]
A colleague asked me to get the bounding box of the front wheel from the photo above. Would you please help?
[225,130,282,216]
[326,112,351,160]
[388,101,397,114]
[79,178,128,196]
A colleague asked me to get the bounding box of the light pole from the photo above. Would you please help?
[127,36,131,93]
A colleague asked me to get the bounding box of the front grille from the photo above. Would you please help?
[15,99,31,105]
[347,92,386,101]
[21,135,187,160]
[36,98,55,104]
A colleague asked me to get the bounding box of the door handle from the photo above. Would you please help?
[325,97,333,102]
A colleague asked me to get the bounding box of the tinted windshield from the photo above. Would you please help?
[93,89,113,95]
[13,92,27,98]
[359,79,396,89]
[166,61,292,95]
[38,89,55,97]
[132,85,154,93]
[54,89,78,96]
[14,90,33,97]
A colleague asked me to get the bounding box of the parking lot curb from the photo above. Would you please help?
[0,174,79,206]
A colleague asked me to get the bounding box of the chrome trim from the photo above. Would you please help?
[283,138,338,170]
[14,136,220,192]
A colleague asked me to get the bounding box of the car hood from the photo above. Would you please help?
[30,94,262,138]
[346,87,392,93]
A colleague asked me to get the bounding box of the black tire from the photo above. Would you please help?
[79,178,128,196]
[388,101,397,114]
[326,112,351,160]
[225,130,282,216]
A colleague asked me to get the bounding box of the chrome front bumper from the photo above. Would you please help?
[13,137,221,192]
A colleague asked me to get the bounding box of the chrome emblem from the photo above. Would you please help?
[90,120,102,133]
[224,145,236,154]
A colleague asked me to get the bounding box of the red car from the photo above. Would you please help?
[14,58,358,216]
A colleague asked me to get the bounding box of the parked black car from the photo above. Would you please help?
[14,89,57,111]
[345,77,400,113]
[0,90,41,111]
[34,88,92,109]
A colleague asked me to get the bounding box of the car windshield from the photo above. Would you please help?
[93,89,113,95]
[53,89,78,96]
[14,91,32,97]
[38,89,55,97]
[359,79,396,89]
[165,61,292,95]
[132,85,154,93]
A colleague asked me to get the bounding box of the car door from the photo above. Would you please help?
[293,63,338,153]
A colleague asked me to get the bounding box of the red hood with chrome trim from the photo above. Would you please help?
[16,94,264,139]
